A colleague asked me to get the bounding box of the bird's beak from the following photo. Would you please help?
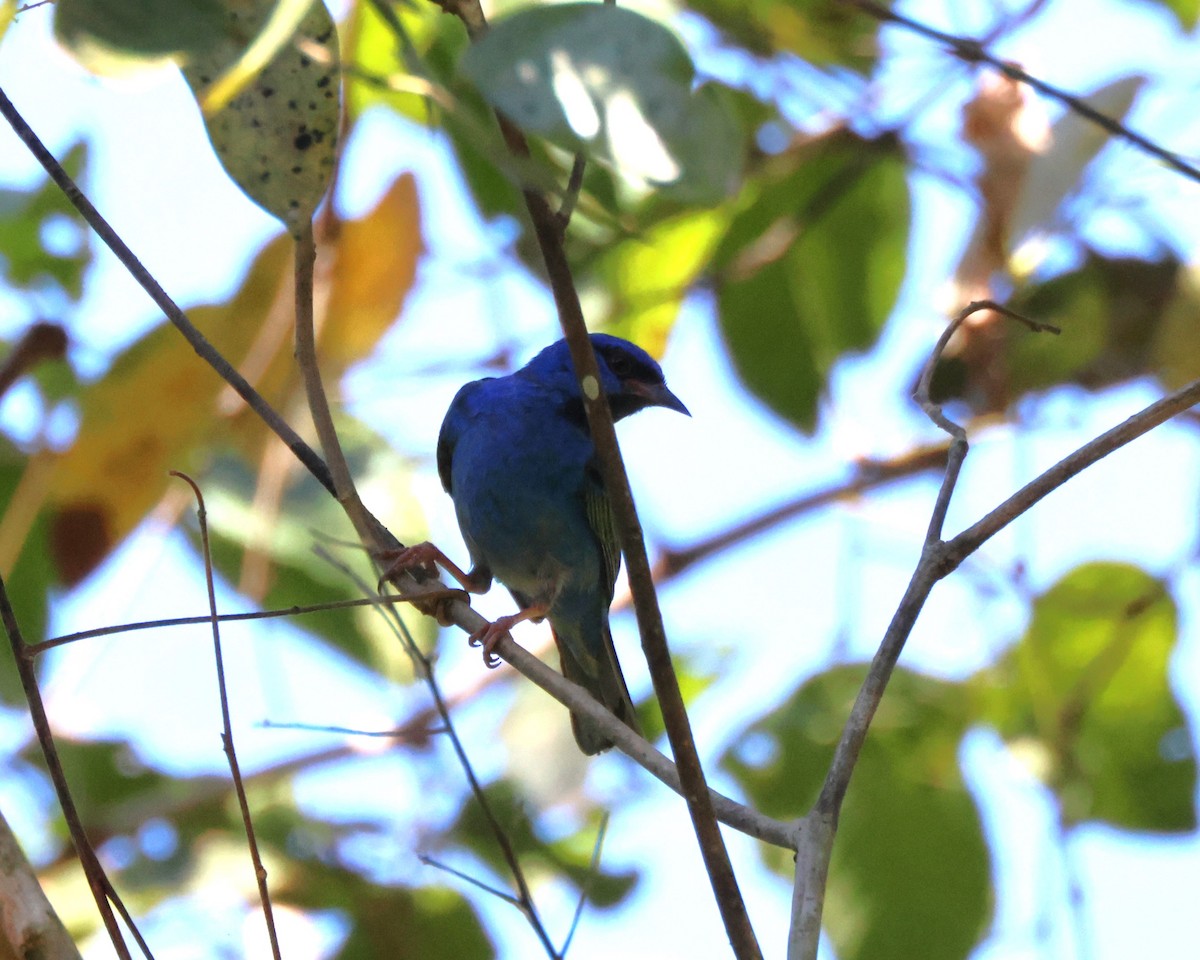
[630,380,691,416]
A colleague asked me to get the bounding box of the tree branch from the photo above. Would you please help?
[432,2,763,955]
[943,374,1200,567]
[789,301,1059,960]
[788,300,1200,958]
[0,575,133,959]
[0,807,82,960]
[655,442,951,581]
[845,0,1200,185]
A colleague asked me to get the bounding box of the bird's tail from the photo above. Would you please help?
[551,620,640,755]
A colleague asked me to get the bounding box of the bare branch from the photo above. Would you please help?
[944,374,1200,565]
[28,590,466,656]
[321,552,562,957]
[418,855,523,908]
[491,631,798,850]
[655,442,951,581]
[561,814,609,957]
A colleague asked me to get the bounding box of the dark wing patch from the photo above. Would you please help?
[583,461,621,603]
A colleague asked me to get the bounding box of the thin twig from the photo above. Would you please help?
[489,631,798,849]
[0,576,134,959]
[560,813,609,957]
[944,374,1200,566]
[655,441,952,580]
[316,548,562,956]
[557,154,587,228]
[292,223,398,557]
[99,875,157,960]
[26,589,467,656]
[914,300,1058,542]
[258,718,445,739]
[171,472,281,960]
[846,0,1200,184]
[419,855,524,907]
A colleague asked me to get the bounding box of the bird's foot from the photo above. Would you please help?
[468,605,548,668]
[376,542,478,624]
[376,542,443,591]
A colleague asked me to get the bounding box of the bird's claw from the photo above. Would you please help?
[375,542,441,594]
[468,623,506,668]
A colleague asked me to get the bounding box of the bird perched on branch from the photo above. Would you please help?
[387,334,689,754]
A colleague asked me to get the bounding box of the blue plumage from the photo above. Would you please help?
[403,334,688,754]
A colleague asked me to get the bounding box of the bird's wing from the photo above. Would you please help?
[582,461,621,603]
[436,379,491,494]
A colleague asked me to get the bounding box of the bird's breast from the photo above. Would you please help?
[450,414,599,607]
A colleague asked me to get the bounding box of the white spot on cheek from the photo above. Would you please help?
[582,375,600,400]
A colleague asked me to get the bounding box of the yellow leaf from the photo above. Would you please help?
[600,209,726,355]
[49,238,292,582]
[48,173,422,583]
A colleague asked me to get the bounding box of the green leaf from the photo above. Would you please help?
[0,143,91,300]
[686,0,884,73]
[342,0,458,122]
[460,3,741,203]
[1150,261,1200,390]
[29,738,183,829]
[208,800,497,959]
[591,207,728,355]
[449,780,638,908]
[713,131,909,432]
[1151,0,1200,30]
[984,562,1196,831]
[0,447,54,704]
[332,884,494,960]
[180,0,340,232]
[723,665,990,960]
[54,0,227,70]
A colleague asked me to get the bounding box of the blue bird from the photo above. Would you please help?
[389,334,689,754]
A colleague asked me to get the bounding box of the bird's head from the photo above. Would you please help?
[590,334,690,420]
[527,334,690,421]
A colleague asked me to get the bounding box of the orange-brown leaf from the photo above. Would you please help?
[322,173,422,364]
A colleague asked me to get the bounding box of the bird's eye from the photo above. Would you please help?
[607,353,631,377]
